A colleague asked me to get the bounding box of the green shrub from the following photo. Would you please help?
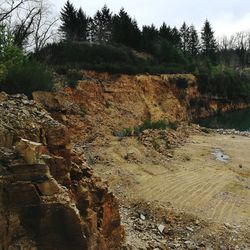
[34,42,189,75]
[113,127,133,138]
[0,60,53,98]
[114,119,173,138]
[1,44,25,69]
[168,121,178,130]
[134,120,168,135]
[175,77,189,89]
[66,69,83,87]
[201,127,210,134]
[0,64,7,82]
[195,64,250,100]
[79,106,87,117]
[35,42,138,66]
[0,26,53,97]
[155,40,187,65]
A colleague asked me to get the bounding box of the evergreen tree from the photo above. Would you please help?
[76,8,88,41]
[159,22,173,41]
[156,40,186,64]
[170,27,181,48]
[141,24,159,53]
[111,8,141,49]
[180,22,190,54]
[201,19,217,60]
[59,1,78,41]
[89,5,112,43]
[187,25,199,56]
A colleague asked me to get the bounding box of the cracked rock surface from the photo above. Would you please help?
[0,92,123,250]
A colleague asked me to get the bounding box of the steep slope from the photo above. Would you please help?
[33,72,197,143]
[33,71,250,144]
[0,93,123,250]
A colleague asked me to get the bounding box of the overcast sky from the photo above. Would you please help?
[53,0,250,37]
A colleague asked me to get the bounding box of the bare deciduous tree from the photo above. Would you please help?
[233,32,249,68]
[0,0,58,50]
[32,0,58,52]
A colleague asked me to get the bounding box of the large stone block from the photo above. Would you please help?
[15,139,44,165]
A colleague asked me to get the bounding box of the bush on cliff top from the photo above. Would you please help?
[195,64,250,100]
[0,26,53,97]
[34,42,189,75]
[0,60,53,98]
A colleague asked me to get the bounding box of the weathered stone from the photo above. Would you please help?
[0,92,8,102]
[0,93,123,250]
[35,179,60,196]
[8,163,50,182]
[158,224,165,234]
[0,123,14,148]
[7,182,41,208]
[46,155,71,182]
[15,139,44,165]
[140,214,146,220]
[21,204,88,250]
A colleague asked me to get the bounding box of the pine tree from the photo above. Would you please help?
[59,1,78,41]
[89,5,112,43]
[141,24,159,53]
[76,8,88,41]
[187,25,199,56]
[111,8,141,49]
[159,22,173,41]
[170,27,181,48]
[201,19,217,60]
[180,22,190,54]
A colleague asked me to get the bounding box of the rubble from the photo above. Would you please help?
[121,202,250,250]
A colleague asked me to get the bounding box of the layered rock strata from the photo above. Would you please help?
[0,93,123,250]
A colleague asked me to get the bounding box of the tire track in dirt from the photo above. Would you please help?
[96,134,250,227]
[130,135,250,226]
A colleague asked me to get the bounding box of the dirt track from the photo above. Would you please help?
[93,133,250,228]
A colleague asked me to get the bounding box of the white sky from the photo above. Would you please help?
[52,0,250,37]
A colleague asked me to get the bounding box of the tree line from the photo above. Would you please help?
[1,0,249,68]
[59,1,217,63]
[1,0,250,100]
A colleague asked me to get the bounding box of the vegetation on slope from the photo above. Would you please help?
[1,0,250,101]
[0,26,53,97]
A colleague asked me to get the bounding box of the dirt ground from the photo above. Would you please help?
[90,130,250,249]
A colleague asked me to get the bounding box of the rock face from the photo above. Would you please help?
[33,71,250,146]
[33,73,197,145]
[0,93,123,250]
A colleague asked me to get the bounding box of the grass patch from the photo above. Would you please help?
[114,119,178,138]
[201,127,210,134]
[79,106,87,117]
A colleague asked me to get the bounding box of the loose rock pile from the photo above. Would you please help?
[216,128,250,137]
[121,202,250,250]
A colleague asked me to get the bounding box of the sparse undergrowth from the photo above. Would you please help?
[113,119,178,138]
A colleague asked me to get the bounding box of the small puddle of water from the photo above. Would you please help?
[212,149,230,163]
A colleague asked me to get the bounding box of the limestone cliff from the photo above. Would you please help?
[0,93,123,250]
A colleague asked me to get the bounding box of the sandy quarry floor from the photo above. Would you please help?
[131,134,250,227]
[91,131,250,248]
